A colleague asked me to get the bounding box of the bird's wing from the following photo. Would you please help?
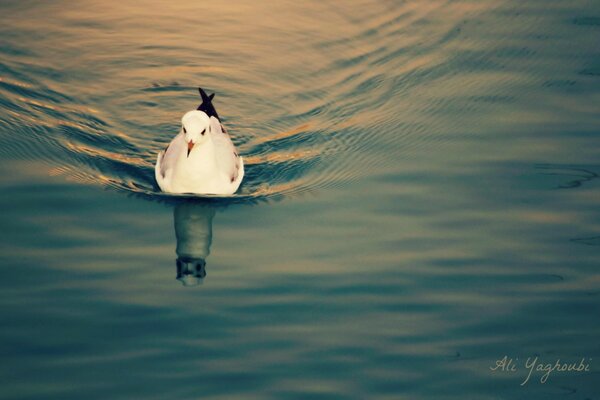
[159,131,185,177]
[209,117,241,181]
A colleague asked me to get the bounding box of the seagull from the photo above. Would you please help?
[155,88,244,195]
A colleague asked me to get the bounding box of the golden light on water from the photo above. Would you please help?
[1,1,599,398]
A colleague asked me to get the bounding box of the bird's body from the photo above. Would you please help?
[155,89,244,195]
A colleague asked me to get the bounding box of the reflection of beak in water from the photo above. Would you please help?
[173,202,216,286]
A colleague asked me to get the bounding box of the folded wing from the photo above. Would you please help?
[209,117,240,182]
[159,132,185,178]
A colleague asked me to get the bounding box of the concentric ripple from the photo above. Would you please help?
[3,0,591,204]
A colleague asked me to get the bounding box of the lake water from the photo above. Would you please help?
[1,1,599,398]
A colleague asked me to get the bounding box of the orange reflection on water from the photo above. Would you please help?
[250,123,311,146]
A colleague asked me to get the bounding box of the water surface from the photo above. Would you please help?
[1,0,599,398]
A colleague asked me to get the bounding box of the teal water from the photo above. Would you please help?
[1,1,599,398]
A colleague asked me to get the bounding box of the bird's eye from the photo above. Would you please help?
[201,128,206,135]
[183,127,187,134]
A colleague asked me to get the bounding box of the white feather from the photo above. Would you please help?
[155,110,244,195]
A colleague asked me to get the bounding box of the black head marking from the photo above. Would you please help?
[197,87,220,121]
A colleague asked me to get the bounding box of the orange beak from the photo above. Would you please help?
[187,141,194,157]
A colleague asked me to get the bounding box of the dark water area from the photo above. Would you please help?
[1,0,599,398]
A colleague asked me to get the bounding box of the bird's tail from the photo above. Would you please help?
[197,87,220,120]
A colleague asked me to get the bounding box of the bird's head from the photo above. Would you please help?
[181,110,212,157]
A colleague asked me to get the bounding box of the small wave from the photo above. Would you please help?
[535,164,599,189]
[0,0,510,205]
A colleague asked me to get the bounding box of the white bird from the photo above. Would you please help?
[155,88,244,195]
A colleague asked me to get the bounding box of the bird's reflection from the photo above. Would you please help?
[173,202,216,286]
